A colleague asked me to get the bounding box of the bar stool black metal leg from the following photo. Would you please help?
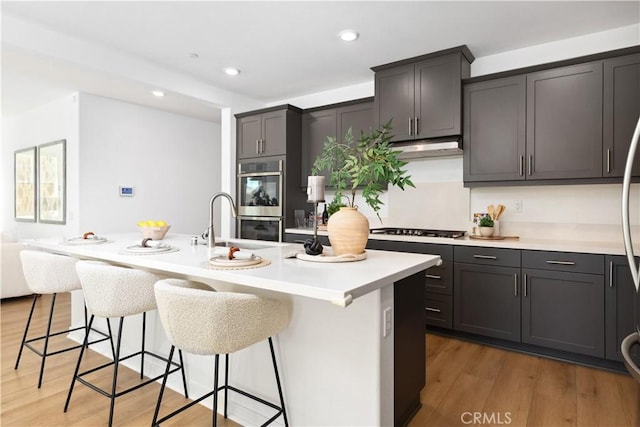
[108,317,124,427]
[106,318,115,359]
[224,353,229,419]
[15,294,38,370]
[269,337,289,427]
[178,349,189,399]
[152,345,175,427]
[213,354,220,427]
[65,314,95,412]
[37,293,57,388]
[140,312,146,379]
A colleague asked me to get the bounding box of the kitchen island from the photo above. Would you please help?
[24,233,441,427]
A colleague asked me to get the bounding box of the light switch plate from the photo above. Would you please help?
[383,307,392,337]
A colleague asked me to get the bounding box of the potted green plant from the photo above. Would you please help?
[478,214,495,237]
[311,120,414,255]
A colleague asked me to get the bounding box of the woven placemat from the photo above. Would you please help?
[200,258,271,270]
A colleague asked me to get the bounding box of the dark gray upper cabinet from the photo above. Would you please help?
[463,76,526,182]
[521,250,605,358]
[301,108,336,185]
[372,46,473,142]
[526,62,603,179]
[605,255,639,361]
[301,98,373,186]
[604,53,640,177]
[237,107,298,159]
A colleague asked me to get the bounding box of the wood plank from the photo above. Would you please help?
[525,358,578,426]
[576,365,631,427]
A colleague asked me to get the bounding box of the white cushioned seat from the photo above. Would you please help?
[66,261,190,427]
[15,250,110,388]
[152,278,291,427]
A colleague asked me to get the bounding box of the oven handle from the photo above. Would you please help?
[238,171,283,178]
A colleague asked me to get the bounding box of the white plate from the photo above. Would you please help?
[125,244,172,253]
[209,255,262,267]
[66,237,108,245]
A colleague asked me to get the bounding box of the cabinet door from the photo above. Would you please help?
[415,54,461,138]
[605,255,638,361]
[337,101,373,143]
[453,263,521,342]
[237,114,261,159]
[261,110,287,157]
[604,54,640,177]
[526,62,603,179]
[522,269,604,357]
[374,64,414,142]
[301,109,337,186]
[463,76,526,182]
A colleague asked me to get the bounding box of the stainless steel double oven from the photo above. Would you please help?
[236,159,283,242]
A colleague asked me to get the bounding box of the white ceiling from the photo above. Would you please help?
[2,1,639,122]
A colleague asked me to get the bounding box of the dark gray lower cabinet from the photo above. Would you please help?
[605,255,638,361]
[522,268,604,357]
[454,263,521,342]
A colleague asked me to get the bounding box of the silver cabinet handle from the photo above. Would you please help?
[426,274,441,280]
[545,260,575,265]
[528,154,533,176]
[409,118,413,136]
[260,139,265,153]
[473,254,497,260]
[609,260,614,288]
[607,148,611,174]
[256,140,260,154]
[524,273,528,297]
[425,307,441,313]
[415,117,419,136]
[519,155,524,176]
[514,273,518,297]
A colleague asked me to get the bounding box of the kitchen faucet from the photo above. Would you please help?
[208,192,238,249]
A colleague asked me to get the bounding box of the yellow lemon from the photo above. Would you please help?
[156,220,167,227]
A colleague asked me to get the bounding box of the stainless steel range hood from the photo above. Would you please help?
[394,137,462,159]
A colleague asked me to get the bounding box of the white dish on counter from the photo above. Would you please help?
[209,255,263,267]
[125,244,172,253]
[65,236,108,245]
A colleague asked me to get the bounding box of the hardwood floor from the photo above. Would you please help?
[1,293,238,427]
[2,294,638,426]
[411,333,639,427]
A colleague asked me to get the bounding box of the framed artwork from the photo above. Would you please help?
[37,139,66,224]
[14,146,37,222]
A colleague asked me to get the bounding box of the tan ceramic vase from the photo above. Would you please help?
[327,207,369,255]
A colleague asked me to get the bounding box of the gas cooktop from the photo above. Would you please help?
[370,228,466,239]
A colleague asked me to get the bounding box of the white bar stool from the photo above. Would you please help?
[65,261,188,427]
[15,250,110,388]
[152,278,290,427]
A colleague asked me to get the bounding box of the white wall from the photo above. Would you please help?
[273,24,640,242]
[1,93,80,240]
[78,94,220,236]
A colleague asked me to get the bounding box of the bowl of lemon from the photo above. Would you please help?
[138,220,170,240]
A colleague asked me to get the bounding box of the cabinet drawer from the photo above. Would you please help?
[366,240,453,262]
[425,293,452,329]
[454,246,521,267]
[424,261,453,295]
[522,250,604,274]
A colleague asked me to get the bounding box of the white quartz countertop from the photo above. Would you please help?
[285,228,638,256]
[23,234,441,307]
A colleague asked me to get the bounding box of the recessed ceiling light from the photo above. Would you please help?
[338,29,359,42]
[189,53,199,59]
[151,90,165,97]
[224,67,240,76]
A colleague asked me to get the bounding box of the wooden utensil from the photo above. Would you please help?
[495,204,505,220]
[488,205,495,220]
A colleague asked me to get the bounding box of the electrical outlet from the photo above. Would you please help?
[383,307,392,337]
[514,199,523,213]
